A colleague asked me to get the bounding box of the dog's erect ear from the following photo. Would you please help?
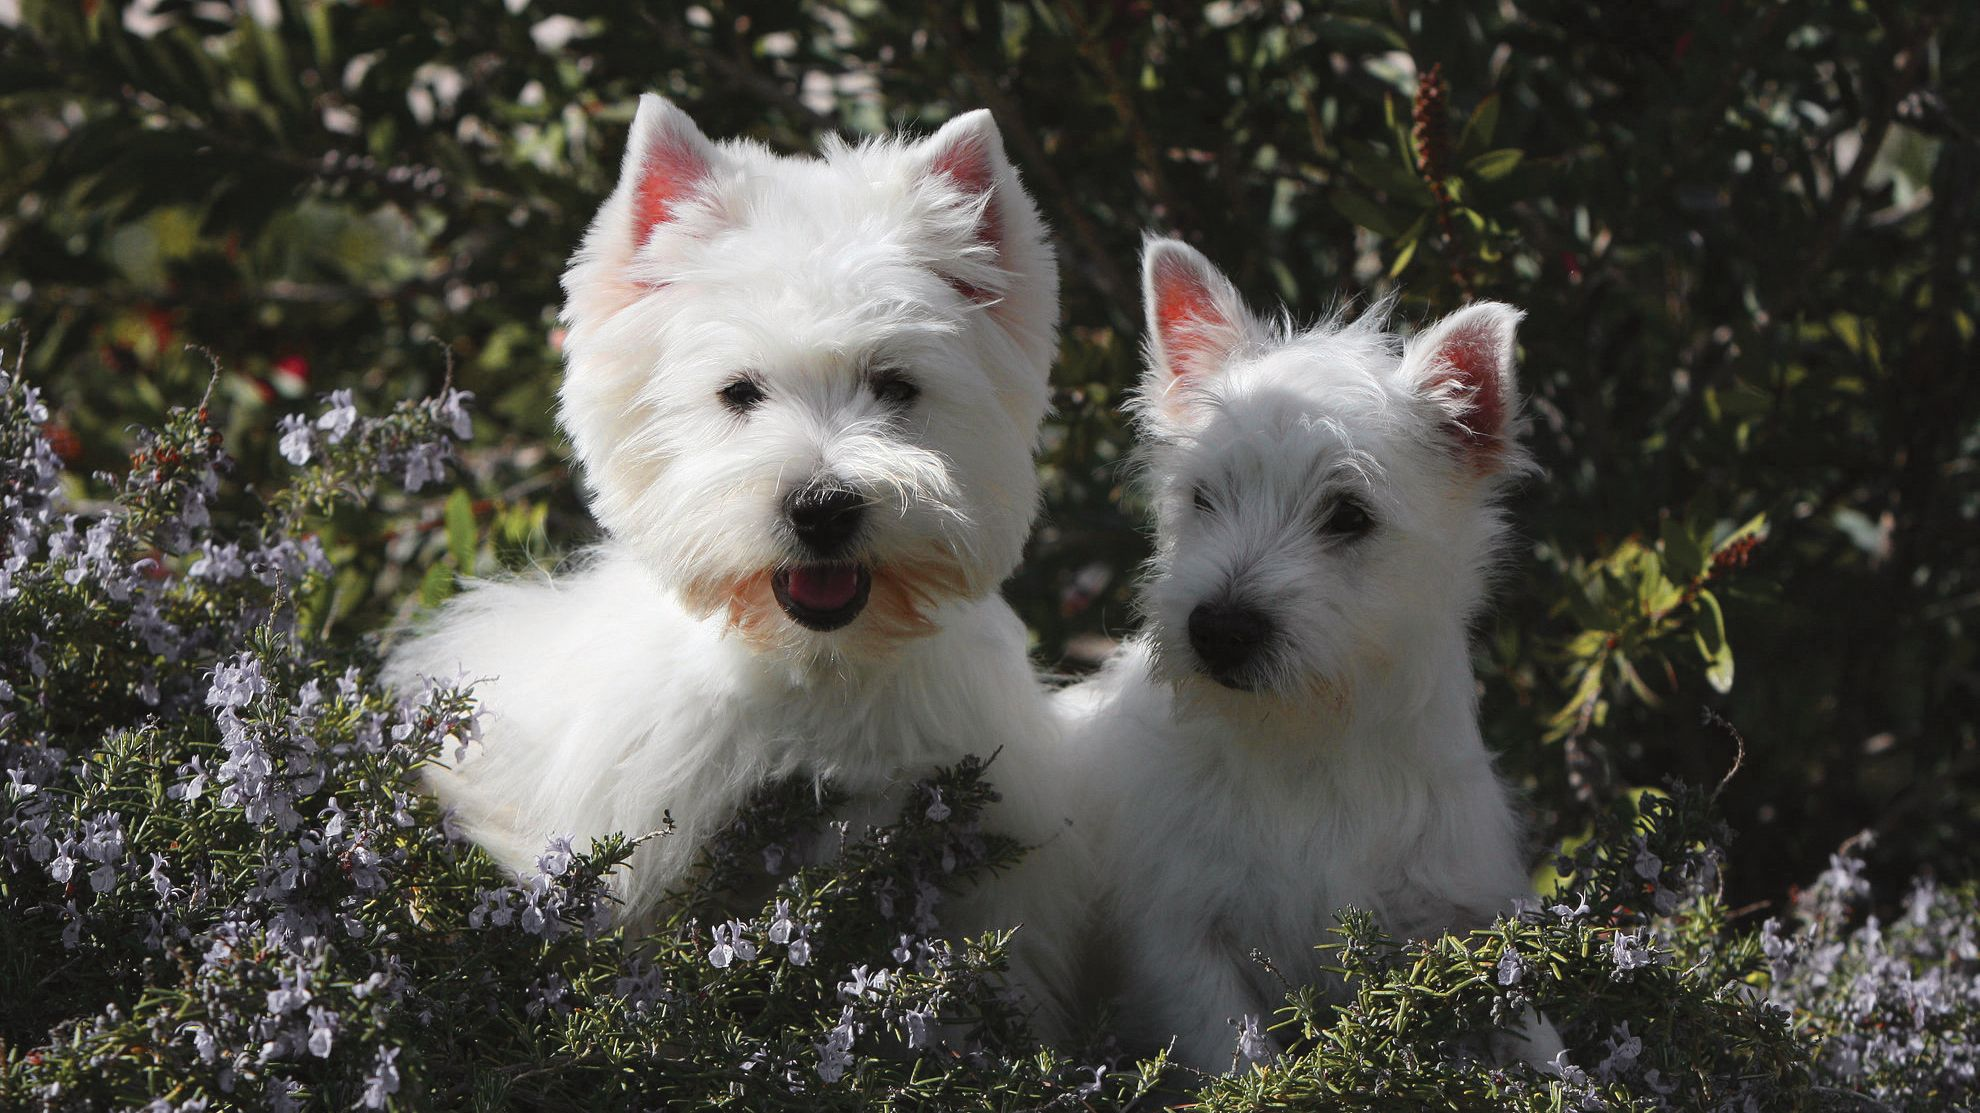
[911,110,1019,303]
[1401,301,1524,471]
[618,94,719,251]
[1140,238,1252,418]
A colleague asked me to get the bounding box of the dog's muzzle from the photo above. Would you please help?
[1188,600,1274,690]
[776,482,874,631]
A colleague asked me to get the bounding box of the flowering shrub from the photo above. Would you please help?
[1,350,1974,1109]
[1764,844,1980,1110]
[0,355,1132,1109]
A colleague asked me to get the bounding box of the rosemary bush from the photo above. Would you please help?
[0,356,1126,1109]
[2,359,1975,1110]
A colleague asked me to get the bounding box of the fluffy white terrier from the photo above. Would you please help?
[385,96,1081,1023]
[1060,238,1559,1071]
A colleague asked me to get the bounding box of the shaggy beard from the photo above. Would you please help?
[1150,633,1356,730]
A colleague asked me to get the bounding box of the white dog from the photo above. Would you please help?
[385,96,1082,1026]
[1060,238,1558,1071]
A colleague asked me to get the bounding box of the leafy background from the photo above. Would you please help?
[0,0,1975,1104]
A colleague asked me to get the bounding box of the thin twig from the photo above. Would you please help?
[1699,706,1747,800]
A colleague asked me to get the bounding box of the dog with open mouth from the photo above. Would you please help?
[385,95,1082,1028]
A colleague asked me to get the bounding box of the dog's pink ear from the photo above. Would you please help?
[914,110,1015,303]
[1141,239,1251,410]
[1402,301,1524,471]
[619,94,718,249]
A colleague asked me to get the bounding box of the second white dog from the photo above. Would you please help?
[1062,238,1556,1071]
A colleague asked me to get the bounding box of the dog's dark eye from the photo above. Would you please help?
[1319,497,1374,539]
[1191,484,1215,515]
[719,377,767,414]
[870,368,920,409]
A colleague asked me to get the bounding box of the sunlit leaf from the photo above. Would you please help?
[1466,148,1524,181]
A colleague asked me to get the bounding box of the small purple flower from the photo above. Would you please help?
[146,853,172,899]
[435,387,475,440]
[1595,1021,1642,1081]
[768,900,799,944]
[266,968,312,1015]
[1551,892,1592,921]
[315,389,359,444]
[1608,930,1661,977]
[1545,1049,1592,1086]
[1236,1014,1271,1065]
[1497,948,1526,986]
[535,834,574,878]
[526,972,571,1018]
[840,964,888,1001]
[277,413,313,465]
[816,1006,858,1083]
[362,1046,402,1109]
[205,655,267,711]
[188,540,245,582]
[59,899,82,948]
[520,900,548,937]
[709,920,756,969]
[469,888,512,928]
[903,1006,934,1050]
[401,441,448,492]
[305,1005,337,1057]
[188,1024,218,1064]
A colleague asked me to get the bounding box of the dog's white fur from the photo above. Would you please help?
[385,96,1082,1029]
[1060,239,1558,1071]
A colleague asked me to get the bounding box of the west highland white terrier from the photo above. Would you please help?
[1060,238,1559,1071]
[385,96,1081,1024]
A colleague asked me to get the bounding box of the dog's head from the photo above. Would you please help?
[1129,238,1528,716]
[558,96,1057,665]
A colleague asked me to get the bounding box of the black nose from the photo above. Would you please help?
[785,484,867,556]
[1188,601,1273,683]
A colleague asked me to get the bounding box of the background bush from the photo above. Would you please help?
[1,1,1976,1108]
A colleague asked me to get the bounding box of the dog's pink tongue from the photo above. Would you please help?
[788,565,860,611]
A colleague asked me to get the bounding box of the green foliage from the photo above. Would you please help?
[5,0,1974,900]
[1,0,1978,1108]
[1546,514,1765,743]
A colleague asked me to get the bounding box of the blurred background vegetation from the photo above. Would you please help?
[1,0,1973,912]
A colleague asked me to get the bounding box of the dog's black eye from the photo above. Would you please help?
[719,377,767,414]
[1318,496,1375,539]
[1191,484,1215,515]
[870,368,920,409]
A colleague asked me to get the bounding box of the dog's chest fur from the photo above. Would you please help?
[391,545,1059,913]
[1068,638,1529,1056]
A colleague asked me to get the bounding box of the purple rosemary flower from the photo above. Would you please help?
[315,390,360,444]
[276,414,313,466]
